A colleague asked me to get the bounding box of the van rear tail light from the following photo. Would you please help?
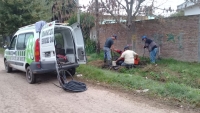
[34,39,40,62]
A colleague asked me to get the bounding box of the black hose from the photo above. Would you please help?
[55,59,87,92]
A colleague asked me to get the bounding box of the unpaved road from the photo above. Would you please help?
[0,57,197,113]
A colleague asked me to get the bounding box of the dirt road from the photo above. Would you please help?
[0,56,196,113]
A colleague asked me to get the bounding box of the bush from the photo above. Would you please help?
[85,39,96,54]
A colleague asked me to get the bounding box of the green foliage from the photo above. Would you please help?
[68,13,95,38]
[169,11,184,17]
[0,0,51,35]
[0,48,4,54]
[68,12,95,54]
[87,50,104,62]
[157,59,200,89]
[85,39,96,54]
[55,33,64,47]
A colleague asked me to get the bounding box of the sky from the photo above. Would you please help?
[79,0,185,16]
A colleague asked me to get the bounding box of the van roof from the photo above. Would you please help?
[18,22,69,32]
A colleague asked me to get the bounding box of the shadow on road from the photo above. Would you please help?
[36,72,57,84]
[0,69,58,84]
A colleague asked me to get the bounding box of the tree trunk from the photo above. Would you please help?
[95,0,100,54]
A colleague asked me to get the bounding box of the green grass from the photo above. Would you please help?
[87,51,104,62]
[77,52,200,107]
[127,58,200,89]
[0,48,4,54]
[77,65,200,106]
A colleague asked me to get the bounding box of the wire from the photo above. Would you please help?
[55,58,87,92]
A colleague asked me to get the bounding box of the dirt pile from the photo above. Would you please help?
[88,60,104,68]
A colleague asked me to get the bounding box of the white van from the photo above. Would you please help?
[4,21,86,84]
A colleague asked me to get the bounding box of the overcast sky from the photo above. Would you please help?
[79,0,185,16]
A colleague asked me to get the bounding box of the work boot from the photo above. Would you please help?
[106,60,112,66]
[104,58,106,63]
[104,60,111,68]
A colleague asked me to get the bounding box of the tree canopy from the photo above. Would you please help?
[0,0,51,35]
[51,0,77,22]
[68,13,95,38]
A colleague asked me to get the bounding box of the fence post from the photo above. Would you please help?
[198,15,200,62]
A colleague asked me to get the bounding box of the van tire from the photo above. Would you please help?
[26,66,36,84]
[4,60,12,73]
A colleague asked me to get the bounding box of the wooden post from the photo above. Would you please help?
[95,0,100,54]
[198,15,200,62]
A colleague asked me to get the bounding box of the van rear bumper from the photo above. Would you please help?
[30,61,79,74]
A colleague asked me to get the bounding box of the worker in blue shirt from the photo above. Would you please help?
[103,35,117,65]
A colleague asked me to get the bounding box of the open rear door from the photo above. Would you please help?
[40,21,56,62]
[71,23,86,64]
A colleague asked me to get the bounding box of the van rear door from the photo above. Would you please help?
[39,21,56,62]
[71,23,86,64]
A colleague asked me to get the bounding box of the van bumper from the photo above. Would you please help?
[30,61,79,74]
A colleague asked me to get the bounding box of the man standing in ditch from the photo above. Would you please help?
[142,35,158,64]
[103,35,117,65]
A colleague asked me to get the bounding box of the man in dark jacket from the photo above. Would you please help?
[142,35,158,64]
[103,35,117,65]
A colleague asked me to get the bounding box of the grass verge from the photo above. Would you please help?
[77,52,200,108]
[0,48,4,54]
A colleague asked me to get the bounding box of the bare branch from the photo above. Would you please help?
[116,0,127,12]
[100,0,128,29]
[132,0,143,18]
[125,0,129,11]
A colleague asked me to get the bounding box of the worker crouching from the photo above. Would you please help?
[115,46,139,68]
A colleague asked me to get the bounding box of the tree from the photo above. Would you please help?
[68,12,96,53]
[85,0,177,53]
[51,0,77,22]
[86,0,153,50]
[68,13,95,38]
[0,0,51,44]
[87,0,150,29]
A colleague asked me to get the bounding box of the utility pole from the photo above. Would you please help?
[95,0,100,54]
[77,0,80,23]
[74,0,80,23]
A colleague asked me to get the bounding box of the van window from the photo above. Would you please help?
[55,33,64,48]
[10,36,17,50]
[17,34,25,50]
[17,33,34,50]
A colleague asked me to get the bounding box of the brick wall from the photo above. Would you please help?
[98,24,131,51]
[97,15,200,62]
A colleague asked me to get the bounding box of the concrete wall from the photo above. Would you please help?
[95,15,200,62]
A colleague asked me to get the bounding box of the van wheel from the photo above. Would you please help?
[4,60,12,73]
[68,68,76,76]
[26,66,36,84]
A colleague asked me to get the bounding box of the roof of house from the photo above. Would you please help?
[177,1,200,11]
